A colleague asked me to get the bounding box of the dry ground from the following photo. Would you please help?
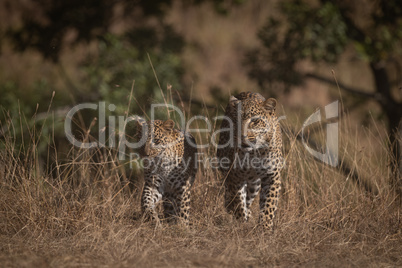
[1,119,401,268]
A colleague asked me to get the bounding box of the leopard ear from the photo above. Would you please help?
[135,117,146,127]
[163,119,175,131]
[263,98,277,113]
[229,95,240,106]
[135,117,146,134]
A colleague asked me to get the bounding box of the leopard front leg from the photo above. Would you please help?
[245,178,261,219]
[162,192,175,222]
[178,180,193,225]
[225,180,248,221]
[141,175,163,223]
[164,179,193,225]
[259,171,281,230]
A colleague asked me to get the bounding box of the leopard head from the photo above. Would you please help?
[228,92,277,150]
[136,119,182,157]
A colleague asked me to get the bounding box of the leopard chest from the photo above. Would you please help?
[232,146,282,175]
[144,147,186,175]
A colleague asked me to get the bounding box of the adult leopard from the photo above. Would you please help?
[217,92,284,230]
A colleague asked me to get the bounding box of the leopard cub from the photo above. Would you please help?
[135,119,198,225]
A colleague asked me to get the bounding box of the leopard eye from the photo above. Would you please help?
[153,138,161,145]
[250,118,261,125]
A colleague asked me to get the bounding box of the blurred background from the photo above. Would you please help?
[0,0,401,182]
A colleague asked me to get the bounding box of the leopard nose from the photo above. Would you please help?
[241,135,254,147]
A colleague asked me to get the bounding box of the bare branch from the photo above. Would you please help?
[305,73,380,100]
[282,124,379,196]
[0,106,71,139]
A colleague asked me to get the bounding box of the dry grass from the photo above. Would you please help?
[1,99,401,268]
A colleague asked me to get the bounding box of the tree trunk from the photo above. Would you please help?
[370,62,402,199]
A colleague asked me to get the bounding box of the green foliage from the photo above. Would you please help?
[247,0,402,180]
[81,33,183,117]
[246,0,402,92]
[0,33,183,159]
[0,80,62,157]
[4,0,178,61]
[3,0,243,61]
[356,0,402,61]
[286,1,348,62]
[247,1,349,92]
[355,24,402,62]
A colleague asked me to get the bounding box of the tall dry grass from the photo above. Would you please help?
[0,92,401,267]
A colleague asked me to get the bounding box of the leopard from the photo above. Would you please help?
[135,119,198,225]
[217,92,284,230]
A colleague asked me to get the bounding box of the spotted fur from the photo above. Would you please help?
[217,92,284,230]
[136,119,198,225]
